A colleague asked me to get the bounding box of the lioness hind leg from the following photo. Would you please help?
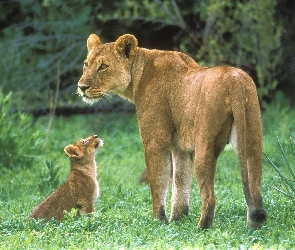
[194,141,218,229]
[145,148,171,222]
[169,149,193,221]
[194,124,229,229]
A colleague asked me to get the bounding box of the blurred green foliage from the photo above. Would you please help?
[37,160,61,194]
[0,91,41,169]
[0,0,95,110]
[0,0,292,111]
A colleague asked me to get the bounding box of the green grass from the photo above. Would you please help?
[1,102,295,249]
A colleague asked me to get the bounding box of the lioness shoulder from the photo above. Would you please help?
[30,135,103,222]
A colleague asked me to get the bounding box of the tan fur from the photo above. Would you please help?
[30,135,103,222]
[77,34,267,229]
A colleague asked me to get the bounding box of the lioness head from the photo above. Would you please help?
[64,135,103,162]
[77,34,138,104]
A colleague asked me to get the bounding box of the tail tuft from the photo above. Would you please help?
[250,208,267,223]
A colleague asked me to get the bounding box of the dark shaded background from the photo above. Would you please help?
[0,0,294,116]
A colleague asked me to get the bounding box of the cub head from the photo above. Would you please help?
[64,135,103,162]
[77,34,138,104]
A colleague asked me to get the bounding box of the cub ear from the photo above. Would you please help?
[114,34,138,59]
[64,145,81,158]
[87,34,102,52]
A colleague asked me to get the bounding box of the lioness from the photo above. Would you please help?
[77,34,266,229]
[30,135,103,222]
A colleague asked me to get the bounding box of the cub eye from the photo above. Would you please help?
[82,140,88,145]
[83,61,88,68]
[98,64,108,71]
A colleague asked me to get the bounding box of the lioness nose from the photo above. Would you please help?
[78,85,90,92]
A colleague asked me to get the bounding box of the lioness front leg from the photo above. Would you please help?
[170,148,193,221]
[144,147,171,222]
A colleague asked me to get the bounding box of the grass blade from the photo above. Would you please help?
[290,136,295,168]
[270,185,295,205]
[276,134,295,181]
[263,153,295,194]
[271,185,295,199]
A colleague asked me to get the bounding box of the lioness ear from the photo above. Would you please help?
[87,34,102,52]
[64,145,81,158]
[115,34,138,59]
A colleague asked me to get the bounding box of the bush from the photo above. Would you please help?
[37,160,61,194]
[0,91,41,169]
[0,0,95,110]
[0,0,285,110]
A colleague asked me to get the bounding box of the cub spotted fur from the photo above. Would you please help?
[77,34,267,229]
[30,135,103,222]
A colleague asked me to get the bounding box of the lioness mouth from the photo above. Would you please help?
[82,95,101,104]
[82,94,91,98]
[82,92,103,99]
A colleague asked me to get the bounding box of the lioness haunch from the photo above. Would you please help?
[77,34,267,229]
[30,135,103,222]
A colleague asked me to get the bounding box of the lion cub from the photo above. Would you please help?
[30,135,103,222]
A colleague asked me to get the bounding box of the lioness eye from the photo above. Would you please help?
[83,61,88,68]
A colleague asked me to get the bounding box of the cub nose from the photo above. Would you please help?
[78,85,90,92]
